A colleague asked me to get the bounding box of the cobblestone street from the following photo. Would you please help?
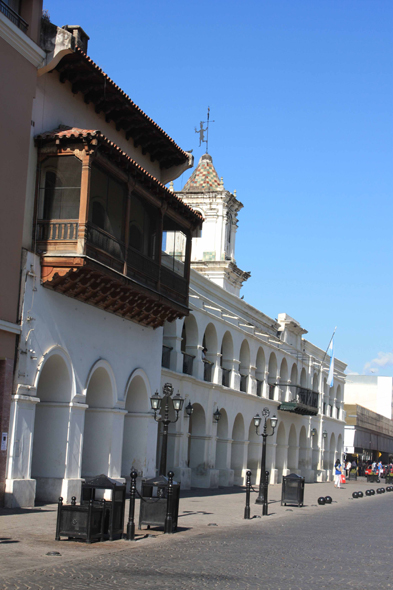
[1,482,393,589]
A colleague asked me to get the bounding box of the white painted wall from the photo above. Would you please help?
[344,375,393,419]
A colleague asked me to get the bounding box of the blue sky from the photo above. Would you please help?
[46,0,393,376]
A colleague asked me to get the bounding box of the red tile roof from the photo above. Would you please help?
[53,47,189,169]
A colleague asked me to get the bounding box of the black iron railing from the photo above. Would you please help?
[240,374,248,393]
[0,0,28,33]
[203,359,213,382]
[291,386,319,409]
[161,346,172,369]
[221,368,231,387]
[182,353,194,376]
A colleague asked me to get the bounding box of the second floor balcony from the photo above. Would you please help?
[34,128,202,328]
[278,386,319,416]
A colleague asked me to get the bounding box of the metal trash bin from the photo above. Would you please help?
[55,497,105,543]
[81,474,126,540]
[281,473,305,507]
[139,475,180,532]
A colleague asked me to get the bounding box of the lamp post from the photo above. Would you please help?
[253,408,277,516]
[151,383,184,476]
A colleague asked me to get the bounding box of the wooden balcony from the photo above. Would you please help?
[34,128,202,328]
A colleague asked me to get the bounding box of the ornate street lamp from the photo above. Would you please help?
[253,407,277,516]
[213,408,222,423]
[185,401,194,417]
[151,383,184,476]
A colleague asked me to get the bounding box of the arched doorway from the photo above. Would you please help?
[202,323,218,383]
[122,373,152,478]
[247,419,260,484]
[31,352,73,502]
[255,347,265,397]
[299,426,308,477]
[276,422,286,483]
[231,413,246,485]
[188,404,206,485]
[280,358,289,402]
[268,353,277,400]
[239,340,250,393]
[82,365,115,478]
[215,409,232,486]
[287,424,298,471]
[220,331,234,388]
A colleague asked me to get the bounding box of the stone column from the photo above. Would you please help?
[62,401,88,503]
[231,359,241,391]
[262,370,270,398]
[5,391,39,508]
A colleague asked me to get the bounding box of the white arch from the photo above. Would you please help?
[123,368,152,408]
[34,344,76,400]
[84,359,117,407]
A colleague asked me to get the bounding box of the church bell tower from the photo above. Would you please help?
[173,153,250,296]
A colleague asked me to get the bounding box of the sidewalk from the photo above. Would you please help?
[0,477,379,580]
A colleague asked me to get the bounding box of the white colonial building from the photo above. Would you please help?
[4,21,346,509]
[159,154,346,489]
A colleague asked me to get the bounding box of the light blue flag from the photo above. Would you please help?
[327,337,334,388]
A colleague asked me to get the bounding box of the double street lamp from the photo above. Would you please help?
[253,408,278,516]
[150,383,184,476]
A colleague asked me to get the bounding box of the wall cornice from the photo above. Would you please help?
[0,12,45,66]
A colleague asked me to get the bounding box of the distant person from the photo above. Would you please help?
[334,459,342,488]
[378,461,383,477]
[372,461,377,473]
[346,461,351,477]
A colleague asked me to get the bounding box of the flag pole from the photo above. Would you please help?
[321,326,337,367]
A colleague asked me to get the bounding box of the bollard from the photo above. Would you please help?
[244,470,252,519]
[71,496,76,506]
[55,497,63,541]
[262,470,270,516]
[126,469,138,540]
[164,471,174,534]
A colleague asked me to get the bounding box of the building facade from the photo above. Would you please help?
[159,155,347,489]
[4,21,201,507]
[344,376,393,464]
[3,16,347,509]
[0,0,45,504]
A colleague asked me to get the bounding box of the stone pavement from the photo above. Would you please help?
[0,478,392,589]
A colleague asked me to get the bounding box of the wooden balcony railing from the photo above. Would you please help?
[36,220,78,241]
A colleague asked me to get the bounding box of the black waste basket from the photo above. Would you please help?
[281,473,305,507]
[139,475,180,532]
[55,497,105,543]
[81,474,126,540]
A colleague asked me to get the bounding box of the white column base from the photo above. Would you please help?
[301,469,315,483]
[269,469,278,484]
[61,478,84,504]
[316,469,328,482]
[5,479,36,508]
[191,468,219,488]
[173,467,191,490]
[218,468,234,487]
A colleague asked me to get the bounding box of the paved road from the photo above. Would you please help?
[1,492,393,590]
